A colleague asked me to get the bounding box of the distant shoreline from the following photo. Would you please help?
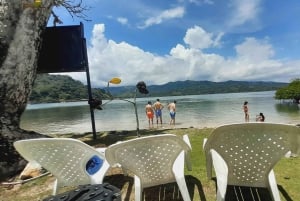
[47,127,213,139]
[47,122,300,138]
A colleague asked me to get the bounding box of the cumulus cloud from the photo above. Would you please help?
[139,6,185,29]
[227,0,262,28]
[183,26,223,49]
[65,23,299,88]
[235,37,274,61]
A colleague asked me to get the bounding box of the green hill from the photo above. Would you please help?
[30,74,288,103]
[109,80,288,98]
[30,74,103,103]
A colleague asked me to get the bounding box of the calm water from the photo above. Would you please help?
[20,91,300,135]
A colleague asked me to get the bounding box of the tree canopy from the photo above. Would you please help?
[275,79,300,103]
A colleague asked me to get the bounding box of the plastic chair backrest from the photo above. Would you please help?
[105,134,191,188]
[204,123,296,187]
[14,138,106,188]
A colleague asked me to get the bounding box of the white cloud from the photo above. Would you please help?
[189,0,214,5]
[218,38,284,82]
[139,6,185,29]
[227,0,261,28]
[90,24,108,51]
[65,23,300,88]
[235,37,274,62]
[117,17,128,25]
[183,26,223,49]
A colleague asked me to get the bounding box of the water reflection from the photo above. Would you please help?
[21,105,89,129]
[275,103,299,113]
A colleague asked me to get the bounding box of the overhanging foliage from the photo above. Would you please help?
[275,79,300,103]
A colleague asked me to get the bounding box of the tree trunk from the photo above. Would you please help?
[0,0,54,181]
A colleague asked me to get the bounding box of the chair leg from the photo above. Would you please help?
[134,175,143,201]
[216,188,225,201]
[268,170,281,201]
[52,179,59,195]
[211,150,228,201]
[173,152,191,201]
[175,176,191,201]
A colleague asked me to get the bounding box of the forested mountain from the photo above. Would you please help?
[110,80,288,98]
[29,74,104,103]
[30,74,288,103]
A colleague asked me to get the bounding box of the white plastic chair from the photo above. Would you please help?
[105,134,192,201]
[203,123,298,201]
[14,138,110,195]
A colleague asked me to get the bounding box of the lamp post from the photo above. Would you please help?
[100,79,148,137]
[102,77,122,99]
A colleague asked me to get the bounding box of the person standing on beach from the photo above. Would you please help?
[145,101,154,126]
[168,100,176,125]
[243,101,249,122]
[153,99,164,125]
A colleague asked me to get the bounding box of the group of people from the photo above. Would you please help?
[243,101,265,122]
[145,99,177,126]
[147,99,265,127]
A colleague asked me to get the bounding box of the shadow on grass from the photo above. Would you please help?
[104,174,206,201]
[78,129,180,148]
[278,185,293,201]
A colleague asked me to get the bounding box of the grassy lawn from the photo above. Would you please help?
[1,127,299,201]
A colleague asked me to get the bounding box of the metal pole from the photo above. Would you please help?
[85,65,97,139]
[133,88,140,137]
[82,36,97,139]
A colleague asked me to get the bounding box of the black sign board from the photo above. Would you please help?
[37,23,87,73]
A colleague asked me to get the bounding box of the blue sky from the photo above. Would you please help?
[49,0,300,87]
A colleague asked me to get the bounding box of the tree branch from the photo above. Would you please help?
[53,0,91,22]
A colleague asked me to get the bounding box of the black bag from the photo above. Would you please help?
[43,183,121,201]
[136,81,149,94]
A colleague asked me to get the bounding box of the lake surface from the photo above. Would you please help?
[20,91,300,135]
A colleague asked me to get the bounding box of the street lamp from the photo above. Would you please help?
[105,77,122,99]
[99,78,148,137]
[121,81,148,137]
[109,77,122,84]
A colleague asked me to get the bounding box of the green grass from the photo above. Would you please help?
[1,127,299,201]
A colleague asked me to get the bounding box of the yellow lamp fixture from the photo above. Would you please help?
[109,77,121,85]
